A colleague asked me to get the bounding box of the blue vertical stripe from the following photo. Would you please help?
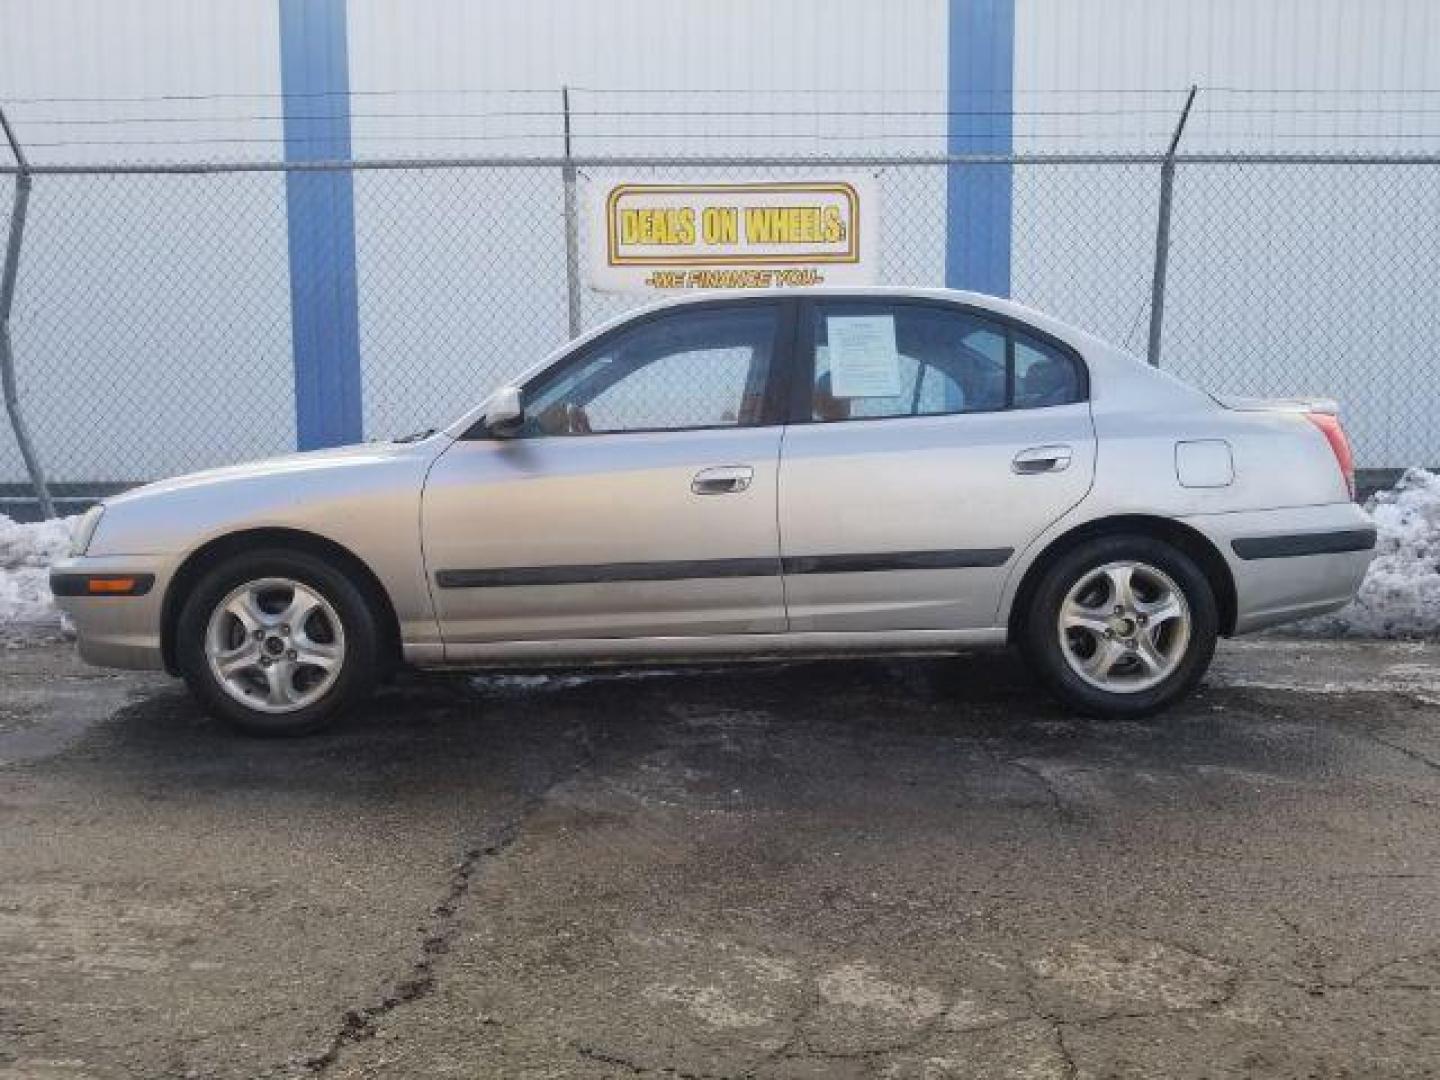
[945,0,1014,297]
[279,0,362,449]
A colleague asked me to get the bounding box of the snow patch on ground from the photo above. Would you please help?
[1298,468,1440,639]
[1211,639,1440,696]
[469,668,684,693]
[0,514,75,627]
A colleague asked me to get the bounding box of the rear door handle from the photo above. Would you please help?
[692,465,754,495]
[1012,445,1073,474]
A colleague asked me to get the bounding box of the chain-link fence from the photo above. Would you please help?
[1,151,1437,508]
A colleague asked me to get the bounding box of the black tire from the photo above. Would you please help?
[1019,534,1218,718]
[175,548,380,736]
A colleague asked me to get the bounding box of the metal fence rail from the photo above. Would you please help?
[1,146,1437,509]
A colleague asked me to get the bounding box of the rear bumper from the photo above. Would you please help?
[50,555,174,670]
[1181,503,1377,634]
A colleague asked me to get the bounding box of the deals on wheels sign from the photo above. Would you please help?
[584,177,878,295]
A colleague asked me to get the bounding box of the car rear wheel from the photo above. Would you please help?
[176,549,379,736]
[1020,534,1218,717]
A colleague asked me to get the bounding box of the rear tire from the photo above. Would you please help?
[175,549,380,736]
[1020,534,1218,718]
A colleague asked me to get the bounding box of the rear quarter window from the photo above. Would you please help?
[1013,332,1083,409]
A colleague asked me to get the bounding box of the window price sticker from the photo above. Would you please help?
[827,315,900,398]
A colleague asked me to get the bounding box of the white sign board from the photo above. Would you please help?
[827,315,901,398]
[585,177,878,295]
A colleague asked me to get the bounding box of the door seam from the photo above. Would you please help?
[776,422,792,632]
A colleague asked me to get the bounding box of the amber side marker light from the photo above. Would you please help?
[50,572,155,598]
[87,577,140,595]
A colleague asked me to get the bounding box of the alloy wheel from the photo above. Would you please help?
[1056,560,1191,693]
[204,577,346,713]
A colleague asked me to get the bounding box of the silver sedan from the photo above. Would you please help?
[52,289,1375,735]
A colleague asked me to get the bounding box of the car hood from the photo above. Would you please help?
[106,439,446,507]
[83,437,453,559]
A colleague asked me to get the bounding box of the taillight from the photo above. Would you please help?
[1306,411,1355,499]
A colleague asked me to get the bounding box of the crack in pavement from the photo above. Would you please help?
[777,980,958,1066]
[298,822,519,1075]
[1360,727,1440,776]
[1003,934,1248,1077]
[1004,756,1082,820]
[758,970,822,1066]
[1053,1023,1079,1080]
[296,723,602,1076]
[1015,945,1080,1080]
[576,931,1253,1078]
[1272,906,1331,996]
[574,1043,740,1080]
[1333,944,1440,990]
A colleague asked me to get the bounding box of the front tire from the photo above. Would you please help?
[1020,534,1218,718]
[175,549,380,736]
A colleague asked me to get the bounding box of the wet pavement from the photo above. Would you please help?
[1,637,1438,1078]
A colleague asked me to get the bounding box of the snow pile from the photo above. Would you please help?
[1309,468,1440,639]
[0,513,75,625]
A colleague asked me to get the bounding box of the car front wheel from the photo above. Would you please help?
[1020,534,1219,717]
[175,550,380,736]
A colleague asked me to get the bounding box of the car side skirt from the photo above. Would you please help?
[405,627,1008,668]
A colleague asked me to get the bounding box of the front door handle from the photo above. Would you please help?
[1012,445,1073,474]
[692,465,754,495]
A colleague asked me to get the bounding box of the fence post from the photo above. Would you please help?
[0,104,55,520]
[1145,84,1197,368]
[561,86,582,340]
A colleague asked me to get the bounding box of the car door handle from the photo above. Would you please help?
[692,465,754,495]
[1012,445,1073,474]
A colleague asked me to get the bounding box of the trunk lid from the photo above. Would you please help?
[1209,393,1354,497]
[1209,392,1338,415]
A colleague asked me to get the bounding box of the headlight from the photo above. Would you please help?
[70,504,105,556]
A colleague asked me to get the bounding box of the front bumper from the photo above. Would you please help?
[1181,502,1377,634]
[50,554,174,670]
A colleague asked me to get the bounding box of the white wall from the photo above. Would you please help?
[1,0,1438,480]
[344,0,950,440]
[0,0,285,165]
[1013,0,1440,466]
[0,0,295,484]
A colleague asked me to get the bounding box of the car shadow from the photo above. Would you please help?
[36,649,1355,812]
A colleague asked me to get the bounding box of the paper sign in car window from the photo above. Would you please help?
[827,315,900,398]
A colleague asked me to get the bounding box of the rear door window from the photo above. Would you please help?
[803,301,1083,422]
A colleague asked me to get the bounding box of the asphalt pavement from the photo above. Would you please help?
[2,635,1438,1079]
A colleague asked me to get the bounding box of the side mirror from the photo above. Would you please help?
[484,386,524,437]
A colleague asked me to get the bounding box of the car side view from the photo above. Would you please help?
[51,288,1376,736]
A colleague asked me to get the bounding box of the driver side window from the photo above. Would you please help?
[522,307,779,436]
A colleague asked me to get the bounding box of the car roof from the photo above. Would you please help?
[636,285,1043,324]
[617,286,1119,362]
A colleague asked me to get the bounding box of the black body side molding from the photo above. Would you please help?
[436,548,1015,589]
[1230,528,1377,561]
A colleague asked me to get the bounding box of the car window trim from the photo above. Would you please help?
[1004,328,1017,409]
[463,297,797,440]
[787,295,1089,426]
